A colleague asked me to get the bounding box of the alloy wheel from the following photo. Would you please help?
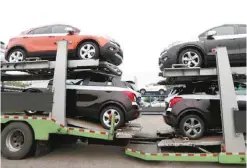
[102,109,121,128]
[8,51,24,63]
[79,44,96,59]
[181,51,200,67]
[183,117,202,138]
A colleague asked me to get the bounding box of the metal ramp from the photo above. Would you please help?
[161,66,246,77]
[158,136,223,147]
[66,118,142,139]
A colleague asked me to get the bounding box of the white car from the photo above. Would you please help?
[124,81,142,100]
[140,83,167,95]
[150,100,167,108]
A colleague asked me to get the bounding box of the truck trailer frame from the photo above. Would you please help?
[1,40,246,164]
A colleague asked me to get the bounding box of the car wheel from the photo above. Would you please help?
[1,122,34,160]
[179,114,205,139]
[178,48,202,68]
[7,49,26,63]
[159,89,165,95]
[100,106,124,130]
[140,89,146,95]
[77,41,99,60]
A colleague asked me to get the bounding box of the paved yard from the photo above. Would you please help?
[1,115,244,168]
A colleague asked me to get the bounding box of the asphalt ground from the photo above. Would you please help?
[1,115,244,168]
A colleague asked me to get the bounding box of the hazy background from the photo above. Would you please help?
[0,0,246,88]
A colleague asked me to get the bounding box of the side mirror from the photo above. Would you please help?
[65,27,74,35]
[206,30,216,39]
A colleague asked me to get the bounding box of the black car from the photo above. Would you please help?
[159,24,246,69]
[23,70,140,129]
[163,81,246,139]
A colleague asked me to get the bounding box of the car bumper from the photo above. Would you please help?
[126,107,140,121]
[101,42,123,66]
[158,51,177,70]
[162,109,177,127]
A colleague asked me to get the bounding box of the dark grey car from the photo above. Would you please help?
[163,82,246,139]
[23,70,140,129]
[159,24,246,69]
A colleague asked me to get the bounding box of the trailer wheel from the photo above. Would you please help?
[1,122,34,160]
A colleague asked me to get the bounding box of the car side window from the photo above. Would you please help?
[33,26,52,34]
[52,25,68,34]
[211,26,235,36]
[88,74,111,86]
[237,25,246,34]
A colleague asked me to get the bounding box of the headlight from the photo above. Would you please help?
[160,50,167,56]
[109,47,115,51]
[110,41,119,48]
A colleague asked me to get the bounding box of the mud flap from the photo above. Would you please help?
[34,141,52,157]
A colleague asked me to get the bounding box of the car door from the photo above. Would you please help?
[203,25,240,64]
[236,25,247,64]
[24,26,54,57]
[149,84,156,92]
[75,72,111,119]
[50,25,75,51]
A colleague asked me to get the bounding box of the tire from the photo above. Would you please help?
[159,89,165,95]
[1,122,34,160]
[179,114,205,139]
[7,48,27,63]
[140,89,146,95]
[178,48,203,68]
[100,105,125,130]
[77,41,99,60]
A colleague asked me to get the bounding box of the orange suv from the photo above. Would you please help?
[5,24,123,65]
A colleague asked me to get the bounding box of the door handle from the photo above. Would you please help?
[48,36,55,38]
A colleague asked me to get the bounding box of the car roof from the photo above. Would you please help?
[20,24,79,34]
[221,24,246,27]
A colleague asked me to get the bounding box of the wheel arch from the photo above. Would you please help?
[22,88,43,93]
[5,45,28,60]
[177,108,208,128]
[98,101,127,121]
[176,45,206,66]
[1,121,35,139]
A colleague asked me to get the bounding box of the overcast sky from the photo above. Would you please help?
[1,0,246,88]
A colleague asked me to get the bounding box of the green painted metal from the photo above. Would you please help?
[218,153,246,164]
[125,149,218,162]
[1,115,115,141]
[109,114,115,136]
[125,148,246,164]
[1,116,61,140]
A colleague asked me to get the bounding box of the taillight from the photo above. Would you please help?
[123,91,136,102]
[169,96,182,108]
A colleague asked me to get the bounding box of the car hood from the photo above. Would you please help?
[161,39,200,54]
[78,32,118,43]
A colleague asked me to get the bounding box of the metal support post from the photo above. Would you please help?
[51,40,68,126]
[216,47,245,153]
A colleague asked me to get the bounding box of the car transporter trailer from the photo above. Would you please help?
[1,40,246,164]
